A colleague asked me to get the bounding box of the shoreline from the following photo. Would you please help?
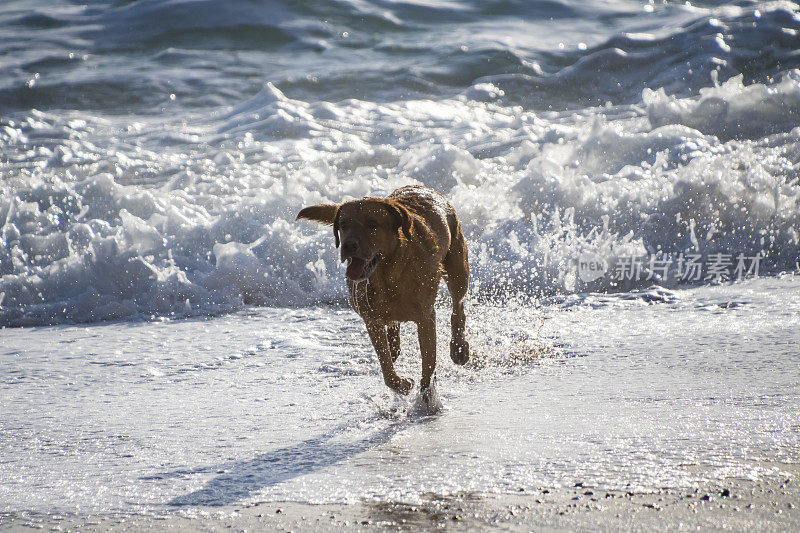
[4,468,798,531]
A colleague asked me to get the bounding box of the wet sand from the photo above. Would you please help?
[4,466,797,532]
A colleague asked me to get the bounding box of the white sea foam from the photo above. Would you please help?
[2,74,800,325]
[2,278,798,513]
[645,72,800,140]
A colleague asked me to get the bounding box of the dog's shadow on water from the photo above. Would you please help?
[163,415,420,507]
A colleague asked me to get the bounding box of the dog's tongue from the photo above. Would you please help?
[346,258,367,280]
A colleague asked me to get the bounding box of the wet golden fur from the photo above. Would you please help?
[297,185,470,395]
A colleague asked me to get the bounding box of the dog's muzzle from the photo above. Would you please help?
[345,253,381,281]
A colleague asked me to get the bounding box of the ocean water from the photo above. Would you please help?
[2,0,800,324]
[1,0,799,520]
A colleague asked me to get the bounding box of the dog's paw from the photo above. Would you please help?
[387,376,414,395]
[417,384,442,415]
[450,339,470,365]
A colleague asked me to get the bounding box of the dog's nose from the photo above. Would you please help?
[341,239,358,257]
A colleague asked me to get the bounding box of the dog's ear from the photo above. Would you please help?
[332,208,341,248]
[296,204,338,225]
[384,201,413,242]
[296,203,341,248]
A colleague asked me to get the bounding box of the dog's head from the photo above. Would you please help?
[297,198,412,281]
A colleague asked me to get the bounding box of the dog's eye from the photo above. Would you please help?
[366,220,379,231]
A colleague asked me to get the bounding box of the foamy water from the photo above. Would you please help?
[1,0,800,521]
[2,277,798,515]
[2,0,800,325]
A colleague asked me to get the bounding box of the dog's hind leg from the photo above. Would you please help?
[387,322,401,363]
[443,216,470,365]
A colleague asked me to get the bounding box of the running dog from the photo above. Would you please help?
[297,185,470,396]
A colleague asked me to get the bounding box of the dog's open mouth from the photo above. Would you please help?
[346,254,381,281]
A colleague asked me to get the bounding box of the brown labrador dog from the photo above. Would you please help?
[297,185,470,395]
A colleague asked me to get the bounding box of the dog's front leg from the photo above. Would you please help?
[387,322,401,363]
[365,320,413,395]
[417,313,437,391]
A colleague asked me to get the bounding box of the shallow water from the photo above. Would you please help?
[2,276,798,515]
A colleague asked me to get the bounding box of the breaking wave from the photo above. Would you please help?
[1,0,799,325]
